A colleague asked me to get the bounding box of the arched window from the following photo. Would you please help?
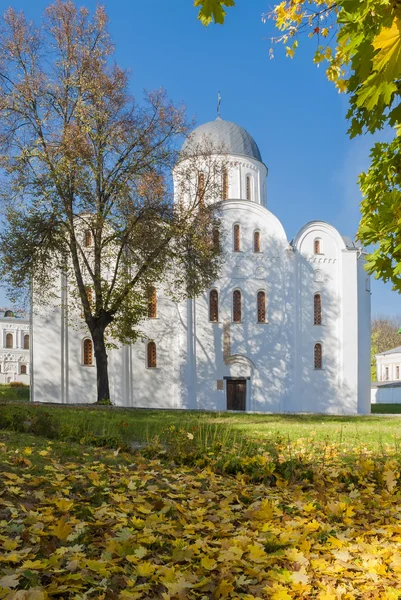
[222,168,229,200]
[254,231,261,253]
[198,172,205,206]
[212,228,220,250]
[4,310,13,318]
[148,286,157,318]
[83,338,93,366]
[314,238,321,254]
[24,334,29,350]
[314,343,323,370]
[209,290,219,322]
[233,224,240,252]
[314,293,322,325]
[257,291,266,323]
[233,290,242,323]
[20,364,27,375]
[84,229,92,247]
[147,341,157,368]
[5,333,13,349]
[246,175,251,201]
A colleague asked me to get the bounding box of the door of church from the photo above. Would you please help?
[226,379,246,411]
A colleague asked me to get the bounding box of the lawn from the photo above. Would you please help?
[1,427,401,599]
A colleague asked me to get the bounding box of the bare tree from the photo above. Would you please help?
[0,1,225,402]
[371,315,401,380]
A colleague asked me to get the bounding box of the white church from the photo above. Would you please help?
[31,118,371,414]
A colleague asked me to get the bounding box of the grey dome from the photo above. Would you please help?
[182,118,262,162]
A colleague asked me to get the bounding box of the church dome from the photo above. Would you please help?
[182,118,262,163]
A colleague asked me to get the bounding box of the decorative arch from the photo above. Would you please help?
[314,343,323,370]
[233,289,242,323]
[209,289,219,322]
[147,341,157,368]
[82,338,93,366]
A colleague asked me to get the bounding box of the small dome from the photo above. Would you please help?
[182,118,262,163]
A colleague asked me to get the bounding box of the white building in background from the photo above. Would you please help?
[371,346,401,405]
[0,309,30,384]
[31,118,371,414]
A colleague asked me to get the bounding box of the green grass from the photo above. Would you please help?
[0,383,30,402]
[1,399,401,453]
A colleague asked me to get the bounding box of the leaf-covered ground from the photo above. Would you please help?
[1,431,401,600]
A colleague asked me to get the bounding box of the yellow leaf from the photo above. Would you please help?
[55,499,74,512]
[373,17,401,80]
[384,469,398,492]
[247,542,268,563]
[23,447,33,455]
[201,556,217,570]
[3,539,19,551]
[215,579,234,599]
[136,561,156,577]
[0,573,19,588]
[51,516,72,540]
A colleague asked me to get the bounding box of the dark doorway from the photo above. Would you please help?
[226,379,246,411]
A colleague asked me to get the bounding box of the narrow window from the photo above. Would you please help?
[21,364,27,375]
[254,231,261,253]
[209,290,219,322]
[314,343,322,370]
[212,228,220,250]
[396,366,400,380]
[257,291,266,323]
[24,334,29,350]
[84,229,92,247]
[385,367,389,381]
[198,172,205,206]
[5,333,13,349]
[222,168,228,200]
[314,239,321,254]
[147,341,157,368]
[83,338,93,366]
[233,224,240,252]
[233,290,242,323]
[82,286,93,318]
[246,175,251,200]
[148,286,157,319]
[314,293,322,325]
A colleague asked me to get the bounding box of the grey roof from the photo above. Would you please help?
[182,118,262,162]
[376,345,401,356]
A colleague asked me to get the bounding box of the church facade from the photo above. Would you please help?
[31,118,371,414]
[0,309,30,385]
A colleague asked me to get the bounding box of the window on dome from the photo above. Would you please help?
[5,333,13,349]
[147,341,157,368]
[233,290,242,323]
[314,238,321,254]
[233,224,240,252]
[83,338,93,366]
[24,334,29,350]
[198,172,205,206]
[257,291,266,323]
[209,290,219,322]
[254,231,261,253]
[314,343,322,370]
[222,169,228,200]
[147,286,157,319]
[246,175,251,201]
[314,293,322,325]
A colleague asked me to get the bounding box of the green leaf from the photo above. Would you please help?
[194,0,235,26]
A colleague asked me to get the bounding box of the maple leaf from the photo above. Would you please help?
[215,578,235,598]
[373,17,401,81]
[51,516,72,540]
[201,556,217,570]
[136,561,156,577]
[0,573,20,588]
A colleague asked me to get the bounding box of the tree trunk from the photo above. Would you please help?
[92,326,110,403]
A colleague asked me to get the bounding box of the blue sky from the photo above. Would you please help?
[0,0,399,317]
